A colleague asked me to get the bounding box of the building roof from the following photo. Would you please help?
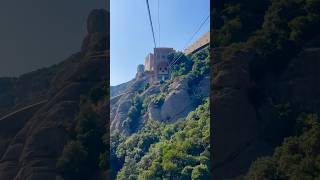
[184,32,210,55]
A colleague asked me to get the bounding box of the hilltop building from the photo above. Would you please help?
[144,53,155,71]
[144,47,175,82]
[184,31,210,55]
[143,32,210,83]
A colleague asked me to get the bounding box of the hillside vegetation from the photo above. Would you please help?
[110,47,210,179]
[212,0,320,178]
[0,9,109,180]
[113,99,210,180]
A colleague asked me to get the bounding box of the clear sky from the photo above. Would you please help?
[111,0,210,86]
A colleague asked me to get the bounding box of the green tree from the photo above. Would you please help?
[245,114,320,179]
[56,141,88,179]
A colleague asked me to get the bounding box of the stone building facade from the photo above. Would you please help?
[144,47,175,82]
[144,53,154,71]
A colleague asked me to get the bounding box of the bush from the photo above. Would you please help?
[115,99,210,179]
[123,95,143,133]
[151,93,166,107]
[57,96,107,179]
[56,141,88,179]
[245,114,320,179]
[168,52,193,78]
[137,83,150,94]
[89,83,105,104]
[191,164,210,180]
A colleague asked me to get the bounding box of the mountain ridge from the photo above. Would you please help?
[0,9,109,180]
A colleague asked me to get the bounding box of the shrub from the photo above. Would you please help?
[56,141,88,179]
[151,93,166,107]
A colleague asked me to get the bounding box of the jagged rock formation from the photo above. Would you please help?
[212,39,320,179]
[148,76,210,122]
[110,71,150,131]
[81,9,109,52]
[0,9,108,180]
[111,58,210,133]
[212,48,272,178]
[136,64,145,78]
[110,80,133,98]
[0,68,59,117]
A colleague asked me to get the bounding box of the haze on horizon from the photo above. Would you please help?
[0,0,108,78]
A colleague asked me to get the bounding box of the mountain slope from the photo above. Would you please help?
[110,47,210,179]
[110,48,210,133]
[111,80,133,98]
[0,9,109,180]
[212,0,320,178]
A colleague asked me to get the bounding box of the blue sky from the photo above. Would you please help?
[111,0,210,86]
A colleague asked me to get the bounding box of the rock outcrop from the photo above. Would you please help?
[212,48,272,179]
[110,71,150,131]
[110,81,133,98]
[81,9,109,52]
[148,75,210,122]
[212,40,320,179]
[110,61,210,133]
[0,9,108,180]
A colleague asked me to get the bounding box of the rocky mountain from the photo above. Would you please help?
[212,0,320,179]
[110,48,210,134]
[212,41,320,179]
[110,47,210,179]
[0,9,109,180]
[110,80,133,98]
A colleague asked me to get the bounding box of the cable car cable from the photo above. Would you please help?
[146,0,157,48]
[169,14,209,68]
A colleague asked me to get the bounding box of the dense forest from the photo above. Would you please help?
[212,0,320,179]
[56,83,109,180]
[112,99,210,179]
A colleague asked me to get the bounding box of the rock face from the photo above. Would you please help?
[110,80,133,98]
[136,64,145,78]
[110,51,210,133]
[276,48,320,110]
[0,68,58,117]
[0,9,108,180]
[212,42,320,179]
[212,49,272,179]
[110,74,150,131]
[148,76,210,122]
[110,64,210,133]
[82,9,109,52]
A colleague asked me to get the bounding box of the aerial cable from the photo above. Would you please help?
[146,0,157,48]
[169,14,210,68]
[169,14,209,68]
[186,15,210,51]
[158,0,161,46]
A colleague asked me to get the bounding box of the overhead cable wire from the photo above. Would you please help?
[146,0,157,48]
[169,14,210,68]
[158,0,161,46]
